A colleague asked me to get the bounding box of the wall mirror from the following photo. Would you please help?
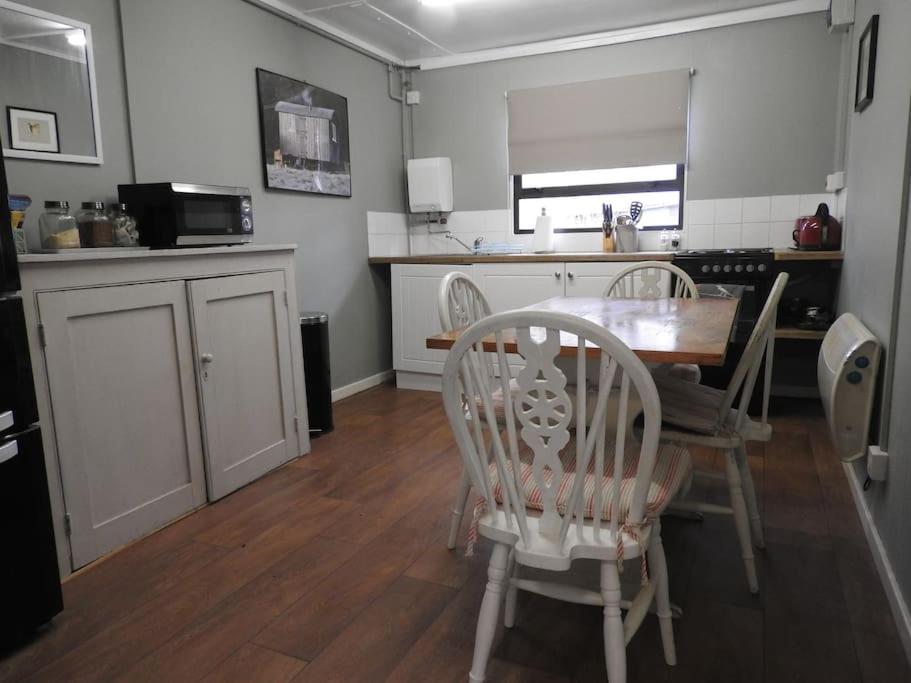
[0,0,102,164]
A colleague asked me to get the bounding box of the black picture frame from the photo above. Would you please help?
[255,68,351,197]
[854,15,879,113]
[6,106,60,153]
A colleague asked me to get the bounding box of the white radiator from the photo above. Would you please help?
[818,313,881,462]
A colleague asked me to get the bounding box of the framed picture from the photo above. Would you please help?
[255,68,351,197]
[7,107,60,153]
[854,15,879,113]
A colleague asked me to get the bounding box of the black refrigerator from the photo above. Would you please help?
[0,147,63,648]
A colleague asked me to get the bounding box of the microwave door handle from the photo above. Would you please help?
[0,438,18,465]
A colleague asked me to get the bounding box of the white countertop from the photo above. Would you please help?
[17,244,297,264]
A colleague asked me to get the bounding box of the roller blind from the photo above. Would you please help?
[507,69,691,175]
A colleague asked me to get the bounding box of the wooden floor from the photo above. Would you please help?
[2,384,908,682]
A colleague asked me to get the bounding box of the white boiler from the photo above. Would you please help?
[407,157,453,213]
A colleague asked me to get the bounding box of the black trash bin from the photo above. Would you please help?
[300,312,333,435]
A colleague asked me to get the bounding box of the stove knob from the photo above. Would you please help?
[723,264,732,273]
[758,263,767,272]
[712,264,721,273]
[701,264,711,273]
[745,264,754,272]
[734,264,743,273]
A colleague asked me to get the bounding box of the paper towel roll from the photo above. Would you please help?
[533,211,554,253]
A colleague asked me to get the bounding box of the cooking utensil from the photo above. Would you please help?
[630,201,644,224]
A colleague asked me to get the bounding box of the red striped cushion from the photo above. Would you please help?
[487,440,690,523]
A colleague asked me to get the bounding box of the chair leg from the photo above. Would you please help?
[724,449,759,594]
[447,468,472,550]
[647,521,677,666]
[503,549,519,628]
[601,561,627,683]
[735,444,765,549]
[469,543,509,682]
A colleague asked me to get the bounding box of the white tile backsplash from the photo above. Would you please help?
[799,193,834,216]
[685,199,714,225]
[741,222,770,248]
[714,198,743,224]
[686,224,714,249]
[769,221,795,249]
[713,223,742,248]
[742,196,771,223]
[770,195,800,222]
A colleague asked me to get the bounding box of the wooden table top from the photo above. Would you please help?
[425,296,740,366]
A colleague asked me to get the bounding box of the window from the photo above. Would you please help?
[513,163,684,234]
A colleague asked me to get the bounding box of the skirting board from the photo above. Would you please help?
[331,369,395,403]
[395,370,443,392]
[844,463,911,665]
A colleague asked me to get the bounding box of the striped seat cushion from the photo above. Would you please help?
[487,439,690,522]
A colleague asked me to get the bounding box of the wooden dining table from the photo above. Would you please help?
[425,296,741,366]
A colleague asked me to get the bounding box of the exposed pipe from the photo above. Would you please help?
[388,65,417,255]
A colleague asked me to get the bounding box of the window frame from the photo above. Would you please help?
[512,164,685,234]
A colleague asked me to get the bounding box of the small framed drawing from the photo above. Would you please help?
[7,107,60,153]
[854,15,879,113]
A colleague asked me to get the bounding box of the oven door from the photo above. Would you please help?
[171,185,253,245]
[0,296,38,434]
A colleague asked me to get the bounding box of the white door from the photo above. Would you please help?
[474,263,566,312]
[189,271,297,500]
[38,282,207,569]
[564,262,629,297]
[392,264,474,374]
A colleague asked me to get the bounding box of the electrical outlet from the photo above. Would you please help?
[867,445,889,481]
[406,90,421,105]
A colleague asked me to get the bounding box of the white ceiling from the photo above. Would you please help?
[264,0,815,65]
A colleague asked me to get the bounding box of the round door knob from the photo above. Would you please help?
[554,271,562,279]
[567,271,575,280]
[200,353,214,363]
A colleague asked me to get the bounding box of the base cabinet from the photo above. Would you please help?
[19,246,308,573]
[39,281,208,569]
[189,272,298,500]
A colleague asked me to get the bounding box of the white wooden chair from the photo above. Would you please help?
[604,261,702,383]
[442,309,692,682]
[651,272,790,593]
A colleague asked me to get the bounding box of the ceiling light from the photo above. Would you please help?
[66,31,86,47]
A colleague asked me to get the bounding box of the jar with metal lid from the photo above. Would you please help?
[110,203,139,247]
[39,201,80,249]
[77,201,113,248]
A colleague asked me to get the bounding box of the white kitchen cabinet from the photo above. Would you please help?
[18,246,309,574]
[474,263,565,312]
[563,262,628,297]
[189,271,298,500]
[38,281,208,569]
[392,264,474,378]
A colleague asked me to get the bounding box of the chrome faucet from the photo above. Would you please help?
[445,232,484,253]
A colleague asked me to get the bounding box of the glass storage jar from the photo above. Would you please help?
[77,201,114,248]
[39,201,80,249]
[110,203,139,247]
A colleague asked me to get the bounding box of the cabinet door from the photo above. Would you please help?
[189,271,297,500]
[564,262,628,297]
[474,263,565,312]
[392,264,474,374]
[38,282,207,569]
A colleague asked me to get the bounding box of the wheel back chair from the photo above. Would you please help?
[650,272,790,593]
[442,309,692,682]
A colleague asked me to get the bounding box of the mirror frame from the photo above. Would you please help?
[0,0,103,165]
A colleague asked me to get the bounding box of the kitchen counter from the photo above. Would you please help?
[18,244,296,264]
[368,249,843,265]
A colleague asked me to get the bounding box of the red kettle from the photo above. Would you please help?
[793,203,842,250]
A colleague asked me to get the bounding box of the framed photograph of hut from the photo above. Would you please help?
[255,68,351,197]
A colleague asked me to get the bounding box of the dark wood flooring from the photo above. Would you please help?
[1,384,908,682]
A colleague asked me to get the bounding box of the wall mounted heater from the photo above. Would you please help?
[818,313,881,462]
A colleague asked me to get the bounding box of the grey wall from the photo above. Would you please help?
[3,0,133,249]
[118,0,403,390]
[840,0,911,635]
[0,44,96,156]
[412,13,842,209]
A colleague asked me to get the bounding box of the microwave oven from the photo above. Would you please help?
[117,183,254,248]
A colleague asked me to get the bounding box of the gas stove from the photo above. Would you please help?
[673,247,774,277]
